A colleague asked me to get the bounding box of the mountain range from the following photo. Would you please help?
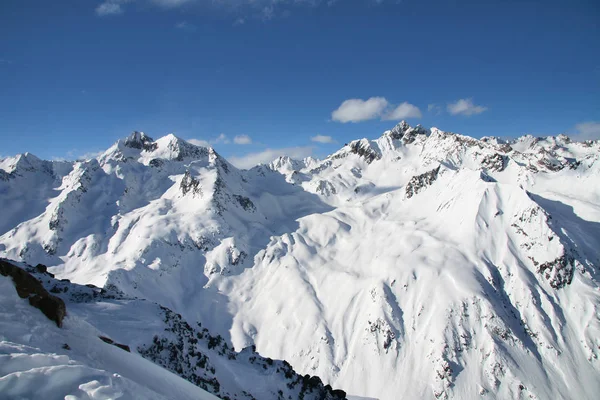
[1,121,599,399]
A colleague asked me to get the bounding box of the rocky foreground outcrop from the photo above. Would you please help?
[0,259,66,327]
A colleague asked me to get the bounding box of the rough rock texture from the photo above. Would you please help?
[481,153,508,172]
[348,140,381,164]
[138,306,347,400]
[537,254,575,289]
[405,166,441,198]
[124,131,158,152]
[180,170,203,197]
[0,259,66,327]
[99,335,131,352]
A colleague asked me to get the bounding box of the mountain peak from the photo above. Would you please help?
[383,121,429,142]
[124,131,156,151]
[386,120,411,139]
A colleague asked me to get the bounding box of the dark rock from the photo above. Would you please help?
[349,141,381,164]
[180,171,202,197]
[35,263,55,277]
[149,158,164,168]
[124,131,157,152]
[481,153,508,172]
[405,166,440,198]
[0,260,66,327]
[233,195,256,212]
[99,335,131,352]
[537,254,575,289]
[35,263,47,273]
[387,121,411,140]
[167,138,209,161]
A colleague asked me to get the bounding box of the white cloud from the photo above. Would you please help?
[331,97,389,123]
[427,103,442,115]
[187,138,211,147]
[95,0,192,16]
[77,150,104,160]
[383,102,422,120]
[572,121,600,141]
[152,0,193,7]
[95,2,124,16]
[212,133,230,144]
[332,97,422,123]
[229,146,314,169]
[447,98,488,116]
[311,135,335,144]
[94,1,396,22]
[175,21,197,31]
[187,133,232,147]
[56,149,103,161]
[262,5,275,20]
[233,135,252,145]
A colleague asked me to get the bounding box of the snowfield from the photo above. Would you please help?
[0,276,219,400]
[1,122,599,399]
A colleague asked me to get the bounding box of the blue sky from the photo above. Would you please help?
[1,0,599,167]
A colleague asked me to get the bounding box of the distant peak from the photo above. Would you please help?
[124,131,156,150]
[387,121,411,139]
[396,120,411,131]
[161,133,180,142]
[383,121,429,144]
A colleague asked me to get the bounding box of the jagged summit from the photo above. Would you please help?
[383,120,429,141]
[124,131,156,150]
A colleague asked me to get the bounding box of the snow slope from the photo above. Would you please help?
[1,123,599,399]
[0,273,219,400]
[0,260,346,400]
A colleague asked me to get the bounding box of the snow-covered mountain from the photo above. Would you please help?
[1,122,599,399]
[0,259,346,399]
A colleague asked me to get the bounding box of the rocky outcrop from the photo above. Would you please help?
[349,140,381,164]
[138,306,347,400]
[384,121,430,144]
[387,121,411,140]
[167,136,209,161]
[124,131,157,152]
[0,259,66,327]
[99,335,131,352]
[233,195,256,212]
[481,153,508,172]
[180,171,203,197]
[405,166,440,198]
[537,254,575,289]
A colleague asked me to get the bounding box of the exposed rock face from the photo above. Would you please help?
[405,166,440,198]
[99,335,131,352]
[481,153,508,172]
[0,259,66,327]
[138,306,348,400]
[124,131,157,152]
[167,136,209,161]
[387,121,411,140]
[349,140,381,164]
[315,180,337,196]
[180,170,203,197]
[537,254,575,289]
[233,194,256,212]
